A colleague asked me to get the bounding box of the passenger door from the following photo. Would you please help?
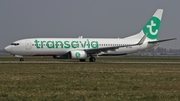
[25,40,32,50]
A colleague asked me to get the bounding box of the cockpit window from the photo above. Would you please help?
[11,43,19,46]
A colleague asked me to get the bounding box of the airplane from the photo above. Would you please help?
[4,9,177,62]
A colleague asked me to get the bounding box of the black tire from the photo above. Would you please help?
[20,58,24,61]
[79,59,86,62]
[89,57,96,62]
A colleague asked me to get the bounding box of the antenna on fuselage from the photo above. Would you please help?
[78,36,83,38]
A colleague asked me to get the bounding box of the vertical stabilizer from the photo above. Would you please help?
[125,9,163,41]
[142,9,163,40]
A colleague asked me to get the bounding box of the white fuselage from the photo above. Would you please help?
[4,38,157,56]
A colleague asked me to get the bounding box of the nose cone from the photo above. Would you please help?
[4,46,11,53]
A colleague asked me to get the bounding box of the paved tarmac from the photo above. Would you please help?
[0,61,180,64]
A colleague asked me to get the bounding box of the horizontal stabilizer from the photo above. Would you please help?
[148,38,177,44]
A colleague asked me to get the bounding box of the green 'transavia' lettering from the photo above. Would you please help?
[34,39,99,49]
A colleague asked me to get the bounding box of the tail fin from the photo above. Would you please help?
[142,9,163,40]
[125,9,163,41]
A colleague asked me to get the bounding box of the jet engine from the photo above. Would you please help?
[70,50,87,59]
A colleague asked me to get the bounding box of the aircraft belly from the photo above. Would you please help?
[24,48,69,56]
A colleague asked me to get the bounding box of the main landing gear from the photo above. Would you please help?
[20,58,24,61]
[79,59,86,62]
[79,56,96,62]
[89,56,96,62]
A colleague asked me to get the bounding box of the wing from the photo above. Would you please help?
[84,34,147,54]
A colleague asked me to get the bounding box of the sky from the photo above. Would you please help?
[0,0,180,50]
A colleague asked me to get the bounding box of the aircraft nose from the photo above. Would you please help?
[4,46,11,53]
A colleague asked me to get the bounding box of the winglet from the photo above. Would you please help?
[136,34,147,45]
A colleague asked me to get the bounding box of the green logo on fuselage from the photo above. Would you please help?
[34,39,98,49]
[143,16,160,40]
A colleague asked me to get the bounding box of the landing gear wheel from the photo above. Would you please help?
[79,59,86,62]
[89,57,96,62]
[20,58,24,61]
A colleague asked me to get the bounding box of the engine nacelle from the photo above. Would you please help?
[70,50,87,59]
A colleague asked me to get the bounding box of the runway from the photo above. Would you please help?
[0,61,180,64]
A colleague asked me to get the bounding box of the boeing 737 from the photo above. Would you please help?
[4,9,176,62]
